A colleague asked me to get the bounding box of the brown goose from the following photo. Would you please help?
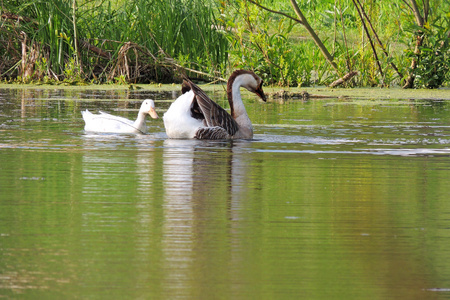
[163,70,266,139]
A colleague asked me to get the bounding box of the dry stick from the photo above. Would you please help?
[20,31,28,78]
[329,70,358,88]
[423,0,430,22]
[355,0,402,78]
[400,0,414,11]
[133,46,139,83]
[19,31,38,79]
[290,0,361,87]
[352,0,383,77]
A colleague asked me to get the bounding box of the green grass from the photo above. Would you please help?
[1,0,448,88]
[1,0,228,83]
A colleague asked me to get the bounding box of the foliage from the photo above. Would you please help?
[0,0,73,80]
[404,14,450,88]
[0,0,449,87]
[219,0,332,86]
[64,57,83,83]
[220,0,449,88]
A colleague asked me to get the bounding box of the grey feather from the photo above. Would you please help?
[194,126,232,140]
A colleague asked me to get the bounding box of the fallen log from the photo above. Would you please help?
[329,71,358,88]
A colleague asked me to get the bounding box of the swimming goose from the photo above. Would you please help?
[82,99,159,134]
[163,70,266,139]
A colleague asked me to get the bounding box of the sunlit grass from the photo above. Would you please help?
[1,0,228,83]
[1,0,448,87]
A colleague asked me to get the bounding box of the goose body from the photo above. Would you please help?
[163,70,266,139]
[82,99,158,134]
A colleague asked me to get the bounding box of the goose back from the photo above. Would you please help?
[182,75,239,136]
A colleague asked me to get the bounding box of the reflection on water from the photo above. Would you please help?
[162,139,197,297]
[0,87,450,299]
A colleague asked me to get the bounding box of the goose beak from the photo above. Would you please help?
[149,107,159,119]
[255,87,267,102]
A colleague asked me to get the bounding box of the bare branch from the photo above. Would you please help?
[401,0,413,11]
[246,0,303,24]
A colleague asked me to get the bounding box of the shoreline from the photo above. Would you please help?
[1,83,449,101]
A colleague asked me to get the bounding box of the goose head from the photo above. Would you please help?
[229,70,267,102]
[140,99,159,119]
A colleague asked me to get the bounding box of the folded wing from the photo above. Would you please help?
[182,75,239,136]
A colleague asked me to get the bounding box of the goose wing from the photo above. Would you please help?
[97,111,134,126]
[182,75,239,136]
[194,126,231,139]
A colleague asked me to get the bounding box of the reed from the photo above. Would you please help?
[1,0,74,80]
[1,0,448,87]
[1,0,228,83]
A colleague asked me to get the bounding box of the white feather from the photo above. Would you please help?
[163,91,203,138]
[82,99,158,134]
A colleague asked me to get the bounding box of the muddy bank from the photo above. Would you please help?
[265,87,450,101]
[1,83,449,101]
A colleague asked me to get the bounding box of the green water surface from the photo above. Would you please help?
[0,88,449,299]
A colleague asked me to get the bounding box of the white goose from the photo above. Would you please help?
[82,99,159,134]
[163,70,266,139]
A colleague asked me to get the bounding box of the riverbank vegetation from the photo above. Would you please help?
[1,0,449,88]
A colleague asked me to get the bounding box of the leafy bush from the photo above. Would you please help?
[405,15,450,88]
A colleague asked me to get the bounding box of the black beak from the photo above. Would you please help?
[255,86,267,102]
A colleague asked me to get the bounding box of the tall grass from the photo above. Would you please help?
[1,0,448,87]
[1,0,229,83]
[0,0,75,80]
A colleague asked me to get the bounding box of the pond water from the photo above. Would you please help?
[1,87,450,299]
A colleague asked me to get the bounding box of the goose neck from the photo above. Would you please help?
[228,77,247,119]
[133,112,147,129]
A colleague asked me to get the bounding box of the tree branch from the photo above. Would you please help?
[245,0,303,24]
[410,0,424,26]
[401,0,413,11]
[352,0,383,77]
[289,0,339,73]
[355,0,402,79]
[403,0,428,88]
